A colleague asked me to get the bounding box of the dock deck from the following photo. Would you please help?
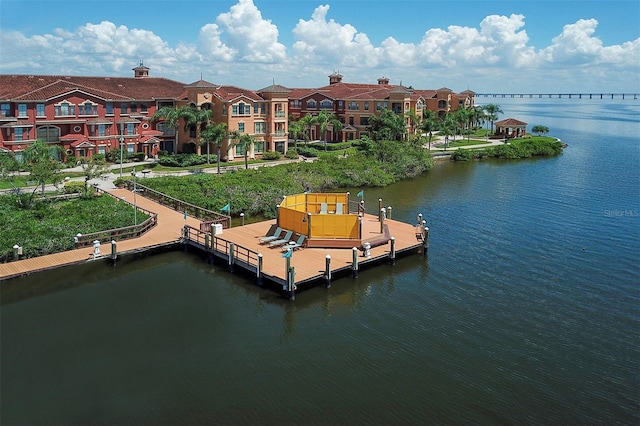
[1,189,427,296]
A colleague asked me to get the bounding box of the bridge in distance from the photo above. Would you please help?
[475,93,638,100]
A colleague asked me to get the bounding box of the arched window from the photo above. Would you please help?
[306,99,317,109]
[320,99,333,109]
[36,125,60,143]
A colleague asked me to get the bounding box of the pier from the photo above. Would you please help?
[475,93,638,100]
[1,188,428,298]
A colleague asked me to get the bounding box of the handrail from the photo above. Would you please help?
[74,188,158,247]
[121,180,231,228]
[183,225,259,269]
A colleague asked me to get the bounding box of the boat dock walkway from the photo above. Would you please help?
[1,190,427,297]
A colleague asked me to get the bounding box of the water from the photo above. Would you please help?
[2,98,639,425]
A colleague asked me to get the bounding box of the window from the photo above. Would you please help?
[54,101,75,117]
[222,104,227,115]
[127,123,135,135]
[232,102,251,116]
[254,140,264,154]
[306,99,317,109]
[235,143,247,156]
[290,100,302,108]
[360,116,369,126]
[348,101,359,110]
[1,104,10,117]
[14,127,25,141]
[338,101,344,109]
[364,102,369,111]
[140,102,148,113]
[320,99,333,109]
[127,143,135,154]
[254,103,266,115]
[120,103,128,115]
[438,100,447,109]
[18,104,28,117]
[97,124,106,137]
[130,102,137,113]
[36,104,45,117]
[106,102,114,115]
[78,101,97,115]
[238,122,245,133]
[416,100,424,111]
[36,125,60,143]
[376,101,388,111]
[98,145,106,155]
[255,122,266,134]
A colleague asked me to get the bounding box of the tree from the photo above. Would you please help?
[235,133,254,169]
[80,157,110,196]
[367,108,405,141]
[298,114,316,145]
[287,119,304,150]
[419,110,438,150]
[440,113,456,150]
[182,107,213,157]
[531,125,549,136]
[0,151,20,190]
[151,106,191,153]
[483,103,503,134]
[314,110,342,150]
[21,140,64,207]
[200,123,228,173]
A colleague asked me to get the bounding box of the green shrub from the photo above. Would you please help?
[284,149,298,159]
[262,151,282,160]
[131,152,145,162]
[297,147,320,157]
[158,154,207,167]
[63,181,86,194]
[92,153,106,162]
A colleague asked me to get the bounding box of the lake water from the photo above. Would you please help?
[1,98,639,425]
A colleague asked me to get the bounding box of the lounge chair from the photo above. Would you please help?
[320,202,328,214]
[281,234,306,252]
[268,230,293,248]
[335,203,344,214]
[259,227,283,244]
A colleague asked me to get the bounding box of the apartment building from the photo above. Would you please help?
[0,65,474,161]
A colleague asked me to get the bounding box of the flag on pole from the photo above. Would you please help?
[357,190,364,198]
[220,203,230,212]
[282,248,293,258]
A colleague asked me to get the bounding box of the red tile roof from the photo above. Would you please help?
[495,118,528,126]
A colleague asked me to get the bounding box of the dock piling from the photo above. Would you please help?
[422,220,429,253]
[228,242,235,272]
[352,247,359,278]
[257,253,263,286]
[325,255,332,288]
[110,240,117,266]
[390,237,396,265]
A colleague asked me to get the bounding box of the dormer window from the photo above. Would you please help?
[320,99,333,109]
[306,99,317,109]
[78,100,98,116]
[54,100,75,117]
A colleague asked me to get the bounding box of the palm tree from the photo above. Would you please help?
[441,113,456,150]
[200,123,227,172]
[419,110,438,150]
[288,119,304,150]
[235,133,254,169]
[298,114,316,145]
[483,103,503,134]
[182,107,213,157]
[314,110,343,150]
[151,106,190,153]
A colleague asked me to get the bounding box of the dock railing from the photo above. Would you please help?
[182,225,260,270]
[74,188,158,247]
[121,181,231,228]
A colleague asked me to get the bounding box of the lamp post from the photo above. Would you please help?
[119,123,124,178]
[131,167,137,226]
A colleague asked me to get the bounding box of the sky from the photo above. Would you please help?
[1,0,639,93]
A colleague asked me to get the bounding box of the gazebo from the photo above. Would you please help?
[495,118,528,139]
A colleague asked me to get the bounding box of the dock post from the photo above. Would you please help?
[387,206,392,219]
[417,213,423,226]
[257,253,263,286]
[325,255,332,288]
[287,266,296,301]
[13,244,20,261]
[204,234,210,251]
[380,208,386,234]
[352,247,359,278]
[378,199,383,221]
[228,242,235,272]
[390,237,396,265]
[110,240,117,266]
[422,220,429,253]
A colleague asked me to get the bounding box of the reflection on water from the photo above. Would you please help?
[1,99,639,425]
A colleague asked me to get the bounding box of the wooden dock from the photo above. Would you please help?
[1,189,428,298]
[183,212,427,297]
[0,189,201,280]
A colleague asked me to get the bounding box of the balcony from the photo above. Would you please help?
[274,111,286,118]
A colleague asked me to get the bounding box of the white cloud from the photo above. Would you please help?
[0,0,637,92]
